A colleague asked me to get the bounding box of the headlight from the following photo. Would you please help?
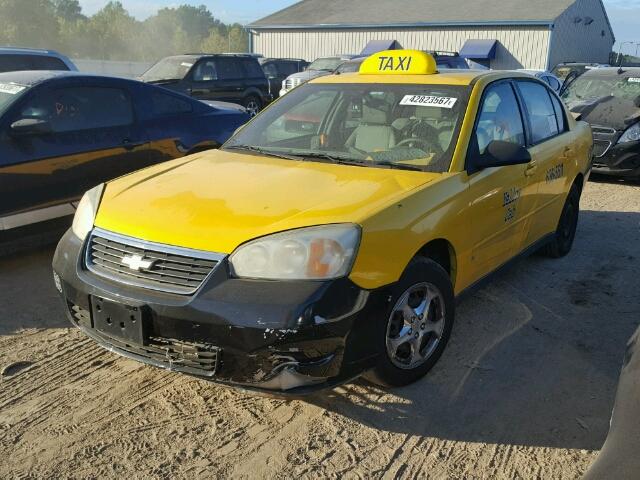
[229,224,360,280]
[71,184,104,241]
[618,122,640,144]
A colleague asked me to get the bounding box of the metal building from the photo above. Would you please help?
[248,0,615,70]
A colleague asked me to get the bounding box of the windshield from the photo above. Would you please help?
[0,82,28,116]
[308,57,346,72]
[224,83,469,173]
[335,61,363,74]
[141,56,195,82]
[562,75,640,103]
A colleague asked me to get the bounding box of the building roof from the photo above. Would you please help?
[249,0,577,28]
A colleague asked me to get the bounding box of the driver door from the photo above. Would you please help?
[0,82,147,220]
[465,81,539,278]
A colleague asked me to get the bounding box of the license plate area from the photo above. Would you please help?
[91,296,145,344]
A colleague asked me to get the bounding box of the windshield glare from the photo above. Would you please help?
[0,82,28,115]
[225,83,468,172]
[309,57,345,71]
[562,75,640,103]
[141,56,194,82]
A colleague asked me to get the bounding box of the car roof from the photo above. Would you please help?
[0,70,132,87]
[312,69,526,86]
[0,46,65,56]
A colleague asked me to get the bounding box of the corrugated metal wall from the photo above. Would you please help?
[547,0,614,68]
[251,26,552,69]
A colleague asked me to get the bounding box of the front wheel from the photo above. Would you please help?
[243,96,262,117]
[544,184,581,258]
[366,258,455,387]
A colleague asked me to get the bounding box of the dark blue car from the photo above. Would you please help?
[0,71,249,235]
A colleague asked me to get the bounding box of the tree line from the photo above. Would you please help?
[0,0,249,61]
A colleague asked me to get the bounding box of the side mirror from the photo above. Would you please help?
[471,140,531,173]
[10,118,52,136]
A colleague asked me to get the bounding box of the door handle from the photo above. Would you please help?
[122,139,144,151]
[524,162,538,176]
[561,146,574,158]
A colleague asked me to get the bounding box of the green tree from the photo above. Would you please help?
[0,0,60,49]
[53,0,84,21]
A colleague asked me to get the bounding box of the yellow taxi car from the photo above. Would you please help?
[53,50,592,394]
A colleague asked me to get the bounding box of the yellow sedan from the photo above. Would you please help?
[53,50,592,394]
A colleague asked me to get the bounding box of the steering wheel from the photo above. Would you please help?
[396,137,443,156]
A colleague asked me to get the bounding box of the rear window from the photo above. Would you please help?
[30,56,68,71]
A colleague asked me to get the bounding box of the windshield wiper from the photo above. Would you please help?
[295,153,425,171]
[224,145,304,161]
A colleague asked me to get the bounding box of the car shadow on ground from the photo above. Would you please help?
[305,210,640,451]
[589,173,640,187]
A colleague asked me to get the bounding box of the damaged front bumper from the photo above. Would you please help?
[52,230,389,395]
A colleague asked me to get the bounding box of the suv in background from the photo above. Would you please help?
[140,54,270,116]
[279,55,357,96]
[259,58,308,100]
[0,47,77,73]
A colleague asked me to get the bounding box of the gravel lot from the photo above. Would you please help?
[1,177,639,479]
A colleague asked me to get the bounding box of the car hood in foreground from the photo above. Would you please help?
[94,150,439,254]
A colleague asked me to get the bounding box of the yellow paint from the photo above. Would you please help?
[359,50,438,75]
[94,70,593,294]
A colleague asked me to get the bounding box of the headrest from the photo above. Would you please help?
[414,106,442,120]
[362,103,390,125]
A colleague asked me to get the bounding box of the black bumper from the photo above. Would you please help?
[52,230,390,395]
[592,140,640,178]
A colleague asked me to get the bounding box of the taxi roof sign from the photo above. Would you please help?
[359,50,438,75]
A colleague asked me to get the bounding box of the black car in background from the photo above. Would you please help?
[0,71,248,235]
[562,67,640,179]
[140,54,270,116]
[259,57,308,100]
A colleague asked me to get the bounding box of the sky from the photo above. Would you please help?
[78,0,640,53]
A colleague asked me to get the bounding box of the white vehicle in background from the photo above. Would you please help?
[0,47,77,73]
[279,54,357,96]
[517,69,564,93]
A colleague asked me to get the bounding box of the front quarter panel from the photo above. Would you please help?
[350,173,472,293]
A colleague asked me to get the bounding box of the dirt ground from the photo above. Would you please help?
[1,177,639,479]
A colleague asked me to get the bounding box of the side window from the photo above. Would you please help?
[151,91,193,117]
[242,59,264,78]
[517,81,559,144]
[0,55,32,72]
[549,93,567,133]
[31,56,68,71]
[216,58,243,80]
[474,82,525,155]
[192,60,217,82]
[279,62,298,76]
[262,62,278,78]
[19,86,133,132]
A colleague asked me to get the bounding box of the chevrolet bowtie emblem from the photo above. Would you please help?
[121,254,155,271]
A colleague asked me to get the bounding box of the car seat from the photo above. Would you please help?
[345,101,396,153]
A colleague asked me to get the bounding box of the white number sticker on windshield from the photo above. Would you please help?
[400,95,457,108]
[628,77,640,83]
[0,83,26,95]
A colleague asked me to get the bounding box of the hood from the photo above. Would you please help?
[94,150,439,254]
[286,70,331,82]
[568,96,640,130]
[200,100,247,113]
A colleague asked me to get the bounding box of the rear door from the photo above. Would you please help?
[189,57,244,103]
[514,80,573,248]
[466,81,539,278]
[0,81,148,221]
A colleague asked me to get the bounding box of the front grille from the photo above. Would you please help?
[86,228,225,295]
[69,303,221,376]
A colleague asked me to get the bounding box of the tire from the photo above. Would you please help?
[543,184,581,258]
[366,257,455,388]
[243,96,262,117]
